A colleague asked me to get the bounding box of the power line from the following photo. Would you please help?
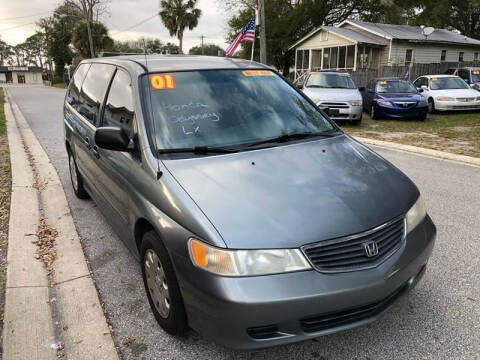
[0,21,36,32]
[0,10,52,21]
[110,13,159,36]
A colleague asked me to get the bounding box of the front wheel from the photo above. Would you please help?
[68,151,89,199]
[141,231,187,335]
[370,104,378,120]
[428,98,435,113]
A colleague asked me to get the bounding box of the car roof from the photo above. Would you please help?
[310,71,350,75]
[80,55,269,74]
[423,74,458,78]
[373,77,406,81]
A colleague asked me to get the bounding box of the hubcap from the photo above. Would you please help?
[144,249,170,318]
[69,155,78,191]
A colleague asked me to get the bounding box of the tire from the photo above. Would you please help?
[141,230,187,336]
[68,150,89,199]
[351,115,362,125]
[428,98,435,113]
[370,104,378,120]
[418,114,427,121]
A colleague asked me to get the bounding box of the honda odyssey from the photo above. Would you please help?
[63,55,436,349]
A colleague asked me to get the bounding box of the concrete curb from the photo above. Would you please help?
[353,136,480,168]
[2,89,119,360]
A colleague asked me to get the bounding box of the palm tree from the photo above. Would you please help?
[159,0,201,54]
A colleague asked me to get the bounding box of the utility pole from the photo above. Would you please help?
[258,0,266,64]
[200,35,205,55]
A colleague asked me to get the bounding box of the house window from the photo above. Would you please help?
[441,50,447,62]
[320,31,329,41]
[459,52,464,62]
[405,49,413,64]
[346,45,355,68]
[296,49,310,70]
[475,52,478,61]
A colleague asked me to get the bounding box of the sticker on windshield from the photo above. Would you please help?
[242,70,275,77]
[380,80,387,85]
[150,74,176,90]
[432,77,438,81]
[473,70,480,75]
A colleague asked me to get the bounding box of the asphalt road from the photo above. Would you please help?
[6,85,480,360]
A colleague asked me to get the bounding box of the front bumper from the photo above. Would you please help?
[434,100,480,111]
[376,104,428,119]
[173,215,436,349]
[318,103,363,121]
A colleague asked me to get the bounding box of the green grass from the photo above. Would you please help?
[342,111,480,157]
[52,82,68,89]
[0,87,12,335]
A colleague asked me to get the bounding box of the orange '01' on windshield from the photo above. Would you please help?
[150,74,176,90]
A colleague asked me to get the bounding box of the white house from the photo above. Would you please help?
[290,20,480,81]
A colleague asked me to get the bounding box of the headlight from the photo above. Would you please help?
[348,100,362,106]
[188,239,311,276]
[436,96,455,101]
[418,100,428,106]
[377,99,392,107]
[406,195,426,234]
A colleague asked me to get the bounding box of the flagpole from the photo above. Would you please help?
[250,36,255,62]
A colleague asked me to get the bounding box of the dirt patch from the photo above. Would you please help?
[0,88,12,357]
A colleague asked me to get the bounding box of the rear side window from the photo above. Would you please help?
[79,63,115,125]
[102,69,135,138]
[67,63,90,111]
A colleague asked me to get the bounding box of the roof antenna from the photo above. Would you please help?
[143,39,163,180]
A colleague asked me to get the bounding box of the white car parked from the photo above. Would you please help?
[300,71,363,124]
[413,75,480,112]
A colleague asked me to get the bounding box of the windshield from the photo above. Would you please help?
[306,73,356,89]
[471,70,480,83]
[375,80,417,94]
[430,77,470,90]
[143,70,335,151]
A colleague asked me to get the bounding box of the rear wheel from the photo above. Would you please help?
[141,231,187,335]
[68,151,89,199]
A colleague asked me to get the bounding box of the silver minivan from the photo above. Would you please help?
[301,71,363,124]
[64,55,435,349]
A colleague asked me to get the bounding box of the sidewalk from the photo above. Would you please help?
[2,89,119,360]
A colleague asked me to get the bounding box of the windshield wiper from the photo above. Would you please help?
[306,85,326,88]
[158,146,237,155]
[245,131,339,148]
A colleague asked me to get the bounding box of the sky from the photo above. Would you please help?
[0,0,233,52]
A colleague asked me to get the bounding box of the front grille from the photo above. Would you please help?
[300,281,409,333]
[394,102,416,108]
[456,97,475,102]
[452,105,480,109]
[302,217,405,273]
[320,102,349,109]
[247,325,285,340]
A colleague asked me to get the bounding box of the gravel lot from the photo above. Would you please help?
[6,85,480,360]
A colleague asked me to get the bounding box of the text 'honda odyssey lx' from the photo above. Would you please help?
[63,55,436,349]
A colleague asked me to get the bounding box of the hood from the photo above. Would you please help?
[303,88,361,103]
[432,88,480,97]
[379,93,423,101]
[164,135,419,249]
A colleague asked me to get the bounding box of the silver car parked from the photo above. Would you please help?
[301,71,363,124]
[64,55,435,349]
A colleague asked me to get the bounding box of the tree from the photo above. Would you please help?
[24,33,48,68]
[159,0,202,54]
[66,0,109,58]
[72,21,113,59]
[0,40,13,66]
[189,43,224,56]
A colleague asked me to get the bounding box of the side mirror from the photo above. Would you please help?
[95,127,132,152]
[358,87,366,92]
[417,88,424,93]
[421,85,428,90]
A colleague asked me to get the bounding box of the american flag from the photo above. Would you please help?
[225,16,256,57]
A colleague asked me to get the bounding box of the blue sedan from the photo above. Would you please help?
[360,78,428,120]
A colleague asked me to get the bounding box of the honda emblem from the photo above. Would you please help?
[364,241,379,257]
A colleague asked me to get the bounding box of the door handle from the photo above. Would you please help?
[84,136,92,149]
[92,145,100,159]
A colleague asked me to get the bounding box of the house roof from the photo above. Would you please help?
[344,20,480,46]
[288,25,386,50]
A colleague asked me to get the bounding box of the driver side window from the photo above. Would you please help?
[102,68,135,139]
